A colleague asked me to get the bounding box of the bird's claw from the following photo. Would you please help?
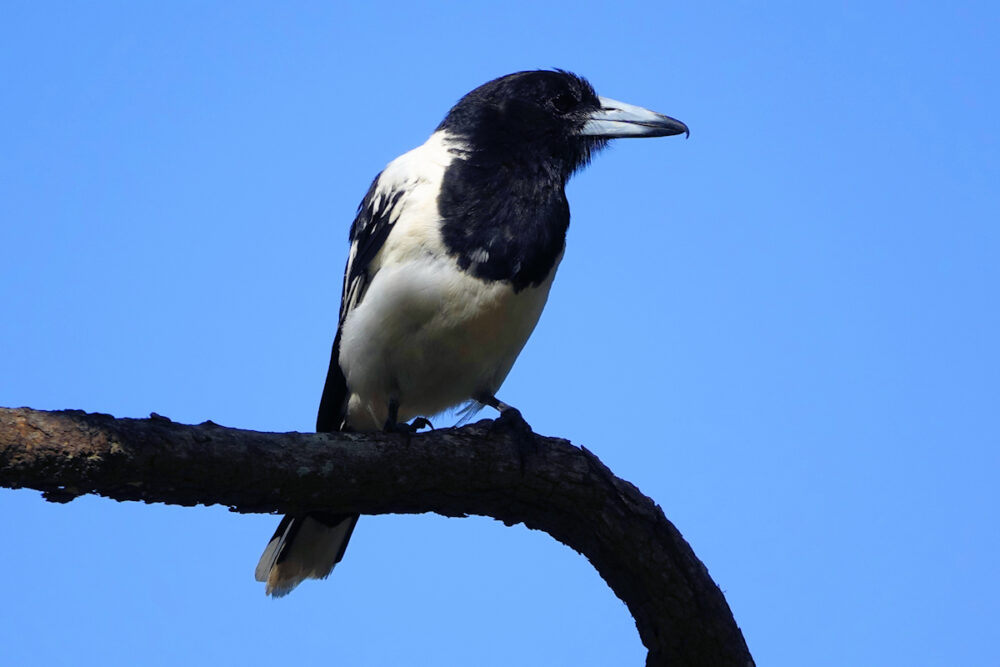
[490,407,532,436]
[410,417,434,432]
[383,417,434,435]
[489,408,536,472]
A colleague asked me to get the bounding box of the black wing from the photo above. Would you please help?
[316,173,404,432]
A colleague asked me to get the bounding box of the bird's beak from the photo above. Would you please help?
[580,96,689,139]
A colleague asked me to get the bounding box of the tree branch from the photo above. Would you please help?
[0,406,752,666]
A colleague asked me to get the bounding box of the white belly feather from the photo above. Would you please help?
[339,255,556,429]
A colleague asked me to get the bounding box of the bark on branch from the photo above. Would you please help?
[0,406,752,666]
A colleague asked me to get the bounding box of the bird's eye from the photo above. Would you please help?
[551,92,578,114]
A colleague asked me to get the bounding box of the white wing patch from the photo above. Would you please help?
[338,131,465,325]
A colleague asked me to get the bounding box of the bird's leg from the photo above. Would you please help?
[383,398,433,435]
[382,398,401,432]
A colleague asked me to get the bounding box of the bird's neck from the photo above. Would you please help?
[437,154,570,292]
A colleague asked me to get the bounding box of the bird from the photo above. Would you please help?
[254,69,688,597]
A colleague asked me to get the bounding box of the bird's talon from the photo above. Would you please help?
[493,407,532,435]
[383,418,433,435]
[487,407,537,471]
[410,417,434,431]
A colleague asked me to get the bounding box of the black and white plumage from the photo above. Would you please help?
[255,70,688,596]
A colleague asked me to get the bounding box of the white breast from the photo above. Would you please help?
[339,255,557,429]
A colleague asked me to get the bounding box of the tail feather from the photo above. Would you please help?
[257,327,358,596]
[255,512,359,597]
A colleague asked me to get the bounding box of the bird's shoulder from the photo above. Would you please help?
[340,132,464,319]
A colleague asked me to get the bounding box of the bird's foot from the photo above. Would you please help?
[382,398,433,437]
[383,416,434,435]
[411,416,434,431]
[476,393,532,434]
[490,406,532,437]
[488,406,536,472]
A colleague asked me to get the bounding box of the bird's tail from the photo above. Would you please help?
[254,511,359,597]
[256,327,357,596]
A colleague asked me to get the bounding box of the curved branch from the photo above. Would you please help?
[0,406,753,666]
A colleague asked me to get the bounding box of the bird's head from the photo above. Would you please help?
[437,70,687,177]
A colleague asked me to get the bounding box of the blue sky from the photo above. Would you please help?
[2,2,998,665]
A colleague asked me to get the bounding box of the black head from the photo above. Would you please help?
[434,70,687,291]
[436,70,687,179]
[438,71,607,179]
